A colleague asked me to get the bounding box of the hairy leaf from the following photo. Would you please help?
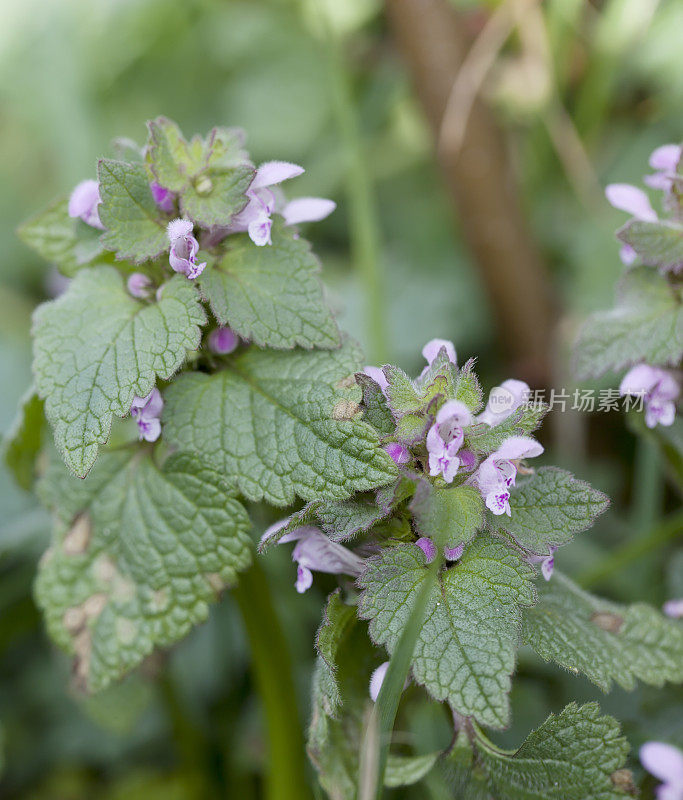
[2,387,45,490]
[201,225,339,349]
[355,372,394,435]
[474,702,630,800]
[163,339,397,505]
[467,404,547,455]
[315,590,358,715]
[98,160,168,263]
[618,219,683,273]
[574,266,683,379]
[523,571,683,691]
[494,468,609,556]
[18,197,105,276]
[411,483,484,549]
[358,537,536,728]
[33,267,205,477]
[35,450,252,691]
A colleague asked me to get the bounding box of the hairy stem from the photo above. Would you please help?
[359,558,440,800]
[233,561,312,800]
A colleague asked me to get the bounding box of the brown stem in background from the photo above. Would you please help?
[385,0,556,386]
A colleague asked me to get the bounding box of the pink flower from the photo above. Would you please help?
[477,379,530,427]
[426,400,472,483]
[663,599,683,619]
[167,218,206,279]
[640,742,683,800]
[605,183,658,265]
[421,338,457,371]
[362,365,389,393]
[127,273,152,299]
[130,388,163,442]
[208,327,239,355]
[68,180,104,229]
[644,144,682,192]
[526,546,557,581]
[228,161,335,247]
[619,364,679,428]
[150,181,175,213]
[473,436,543,516]
[274,524,365,594]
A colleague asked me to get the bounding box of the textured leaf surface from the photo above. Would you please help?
[98,160,168,262]
[618,219,683,272]
[411,483,484,549]
[163,340,397,505]
[358,537,536,727]
[18,197,105,276]
[467,404,547,455]
[523,572,683,691]
[494,468,609,556]
[35,450,252,691]
[201,226,339,349]
[475,702,630,800]
[146,117,253,228]
[2,387,45,491]
[33,267,205,477]
[385,753,440,787]
[356,372,394,435]
[575,266,683,378]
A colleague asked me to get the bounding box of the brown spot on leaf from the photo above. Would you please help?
[332,399,361,421]
[63,606,86,633]
[591,611,624,633]
[335,374,357,390]
[610,768,637,795]
[63,513,92,555]
[206,573,225,593]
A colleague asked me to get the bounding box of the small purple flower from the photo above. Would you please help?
[228,161,335,247]
[150,181,175,213]
[362,365,388,394]
[421,338,457,369]
[663,599,683,619]
[473,435,543,516]
[458,449,476,470]
[68,179,104,229]
[415,537,437,563]
[384,442,410,465]
[644,144,682,192]
[444,543,464,561]
[527,546,557,581]
[208,327,239,355]
[277,525,365,593]
[130,388,163,442]
[167,218,206,279]
[619,364,679,428]
[477,379,530,427]
[127,273,152,299]
[640,742,683,800]
[426,400,472,483]
[605,183,658,265]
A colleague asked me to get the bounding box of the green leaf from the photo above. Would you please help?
[98,160,168,263]
[33,267,206,478]
[494,468,609,556]
[410,483,484,549]
[383,365,422,416]
[315,590,359,715]
[523,571,683,692]
[2,387,45,491]
[385,752,440,788]
[35,450,252,691]
[308,611,379,800]
[162,339,397,505]
[618,219,683,273]
[453,358,484,413]
[358,536,536,728]
[200,225,340,349]
[467,404,547,455]
[574,266,683,379]
[355,372,395,436]
[18,197,105,276]
[316,495,391,543]
[474,702,631,800]
[394,413,428,445]
[146,118,254,228]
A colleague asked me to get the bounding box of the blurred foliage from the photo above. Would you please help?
[1,0,682,797]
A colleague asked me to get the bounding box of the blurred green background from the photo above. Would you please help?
[0,0,681,797]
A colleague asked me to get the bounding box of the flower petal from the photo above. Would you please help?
[252,161,304,190]
[421,338,456,366]
[282,197,336,226]
[605,183,657,222]
[649,144,682,172]
[640,742,683,784]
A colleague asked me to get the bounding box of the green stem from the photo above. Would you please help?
[576,509,683,589]
[631,437,663,534]
[358,558,440,800]
[233,561,312,800]
[323,20,387,364]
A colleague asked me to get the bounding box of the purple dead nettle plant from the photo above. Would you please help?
[11,120,683,799]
